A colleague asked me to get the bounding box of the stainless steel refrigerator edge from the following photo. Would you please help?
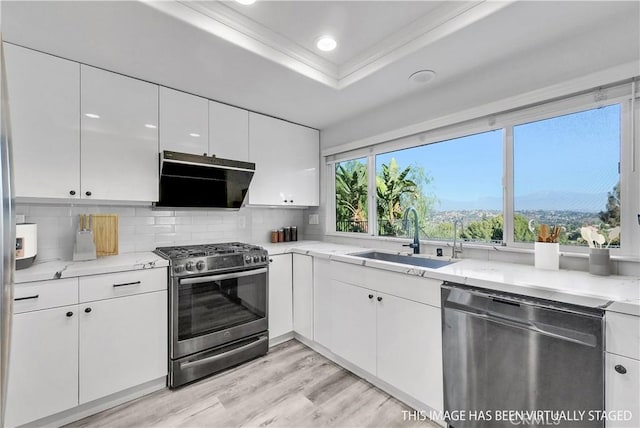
[1,10,17,425]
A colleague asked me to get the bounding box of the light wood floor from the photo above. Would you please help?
[66,340,439,428]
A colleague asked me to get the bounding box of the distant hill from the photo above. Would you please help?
[437,191,607,212]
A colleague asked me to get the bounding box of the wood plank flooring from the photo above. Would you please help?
[66,340,440,428]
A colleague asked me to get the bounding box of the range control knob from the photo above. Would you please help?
[196,260,205,270]
[245,255,252,264]
[261,255,267,262]
[253,256,259,263]
[174,264,185,274]
[185,261,195,271]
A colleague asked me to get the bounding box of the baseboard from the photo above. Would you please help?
[20,377,167,428]
[292,333,446,428]
[269,331,294,347]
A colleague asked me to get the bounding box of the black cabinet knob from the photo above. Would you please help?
[290,200,294,203]
[615,364,627,374]
[84,307,92,313]
[284,200,288,203]
[69,190,76,196]
[368,294,374,299]
[66,311,73,317]
[85,191,92,196]
[377,296,383,302]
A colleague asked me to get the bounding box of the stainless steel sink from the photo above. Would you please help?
[349,251,454,269]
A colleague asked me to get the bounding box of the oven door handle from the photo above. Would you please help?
[180,335,268,369]
[179,268,268,285]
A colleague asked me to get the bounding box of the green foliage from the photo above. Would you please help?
[599,182,620,227]
[462,215,504,242]
[335,160,368,232]
[376,159,419,236]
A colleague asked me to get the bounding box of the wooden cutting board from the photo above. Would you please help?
[92,214,119,256]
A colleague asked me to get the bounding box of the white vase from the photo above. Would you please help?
[589,248,610,276]
[534,242,559,270]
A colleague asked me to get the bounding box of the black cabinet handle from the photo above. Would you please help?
[284,200,288,203]
[66,311,73,317]
[113,281,141,288]
[14,295,39,301]
[377,296,383,302]
[69,190,76,196]
[85,191,92,196]
[368,294,374,299]
[290,200,294,203]
[269,259,273,263]
[615,364,627,375]
[84,307,92,313]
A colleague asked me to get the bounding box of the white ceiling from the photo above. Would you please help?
[2,1,639,132]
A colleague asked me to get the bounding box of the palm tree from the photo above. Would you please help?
[376,158,418,235]
[335,162,368,232]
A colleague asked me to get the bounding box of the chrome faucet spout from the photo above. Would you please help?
[402,207,420,254]
[452,219,464,259]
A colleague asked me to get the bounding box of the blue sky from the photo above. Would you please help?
[375,104,620,212]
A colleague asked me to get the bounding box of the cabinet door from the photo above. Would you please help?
[377,292,443,411]
[4,43,81,199]
[5,305,79,427]
[331,280,376,374]
[81,65,159,202]
[209,101,249,161]
[268,254,293,339]
[248,113,319,206]
[606,353,640,428]
[79,291,167,404]
[159,87,208,155]
[292,254,313,340]
[313,258,333,349]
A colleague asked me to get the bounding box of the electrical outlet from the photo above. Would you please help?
[309,214,319,225]
[15,214,26,224]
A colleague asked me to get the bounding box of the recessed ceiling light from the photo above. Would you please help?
[84,113,100,119]
[234,0,256,5]
[189,133,201,138]
[145,124,157,129]
[408,70,436,85]
[316,36,337,52]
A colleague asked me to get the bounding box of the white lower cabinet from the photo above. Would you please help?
[6,305,79,427]
[268,254,293,340]
[292,254,313,340]
[79,291,168,404]
[6,269,168,427]
[377,292,443,410]
[605,353,640,428]
[313,258,332,349]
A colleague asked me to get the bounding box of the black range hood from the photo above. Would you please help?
[155,151,255,209]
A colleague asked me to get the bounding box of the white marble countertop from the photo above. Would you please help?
[272,241,640,316]
[14,252,169,284]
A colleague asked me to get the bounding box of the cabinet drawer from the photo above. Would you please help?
[330,261,367,287]
[606,312,640,360]
[13,278,78,314]
[605,353,640,428]
[79,268,167,302]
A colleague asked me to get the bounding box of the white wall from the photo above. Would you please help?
[17,203,303,262]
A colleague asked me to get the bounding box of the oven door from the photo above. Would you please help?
[171,266,268,359]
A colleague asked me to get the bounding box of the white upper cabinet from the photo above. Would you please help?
[80,65,159,202]
[4,43,81,199]
[159,87,208,155]
[248,112,319,207]
[209,100,249,161]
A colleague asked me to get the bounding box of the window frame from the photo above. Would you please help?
[326,85,639,258]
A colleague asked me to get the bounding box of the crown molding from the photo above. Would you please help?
[143,0,513,90]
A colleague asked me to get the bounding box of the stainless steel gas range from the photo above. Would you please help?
[154,242,269,388]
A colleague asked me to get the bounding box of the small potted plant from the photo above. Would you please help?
[580,226,620,276]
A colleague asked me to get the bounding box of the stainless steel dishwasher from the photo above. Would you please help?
[442,282,604,428]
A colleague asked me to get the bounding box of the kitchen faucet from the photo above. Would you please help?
[402,207,420,254]
[452,219,463,258]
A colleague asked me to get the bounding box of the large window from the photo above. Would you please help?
[329,88,636,256]
[335,158,368,233]
[513,105,620,246]
[375,130,503,242]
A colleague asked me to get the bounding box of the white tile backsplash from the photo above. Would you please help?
[17,203,304,262]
